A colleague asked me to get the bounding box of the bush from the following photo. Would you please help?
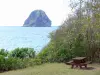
[0,55,5,71]
[22,58,43,67]
[0,47,44,72]
[0,55,28,72]
[9,47,35,59]
[0,49,8,56]
[32,58,42,65]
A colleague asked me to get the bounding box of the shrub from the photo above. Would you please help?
[0,49,8,56]
[0,56,26,72]
[9,47,35,59]
[0,47,44,72]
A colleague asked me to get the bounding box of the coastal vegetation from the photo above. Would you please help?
[37,0,100,63]
[0,48,42,72]
[0,0,100,74]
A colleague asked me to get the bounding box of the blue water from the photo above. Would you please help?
[0,26,58,53]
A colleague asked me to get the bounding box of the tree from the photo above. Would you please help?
[37,0,100,63]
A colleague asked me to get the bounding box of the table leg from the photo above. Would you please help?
[79,65,82,68]
[71,64,74,68]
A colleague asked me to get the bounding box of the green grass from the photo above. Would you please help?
[0,63,100,75]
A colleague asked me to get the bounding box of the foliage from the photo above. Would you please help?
[0,0,100,72]
[9,47,35,59]
[0,56,43,72]
[37,0,100,63]
[0,49,8,56]
[0,47,43,72]
[0,55,25,71]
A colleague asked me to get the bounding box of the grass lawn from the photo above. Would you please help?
[0,63,100,75]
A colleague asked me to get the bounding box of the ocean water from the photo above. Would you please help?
[0,26,58,53]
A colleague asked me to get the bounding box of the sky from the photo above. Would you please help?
[0,0,71,26]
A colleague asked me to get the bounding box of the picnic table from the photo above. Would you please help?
[71,57,87,68]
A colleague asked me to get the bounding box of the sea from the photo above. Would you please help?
[0,26,58,53]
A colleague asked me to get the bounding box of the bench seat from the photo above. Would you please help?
[71,62,88,68]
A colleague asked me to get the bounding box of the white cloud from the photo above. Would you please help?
[0,0,70,26]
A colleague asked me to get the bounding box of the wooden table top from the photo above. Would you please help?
[72,57,86,60]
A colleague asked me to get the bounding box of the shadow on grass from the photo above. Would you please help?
[67,65,96,70]
[81,67,95,70]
